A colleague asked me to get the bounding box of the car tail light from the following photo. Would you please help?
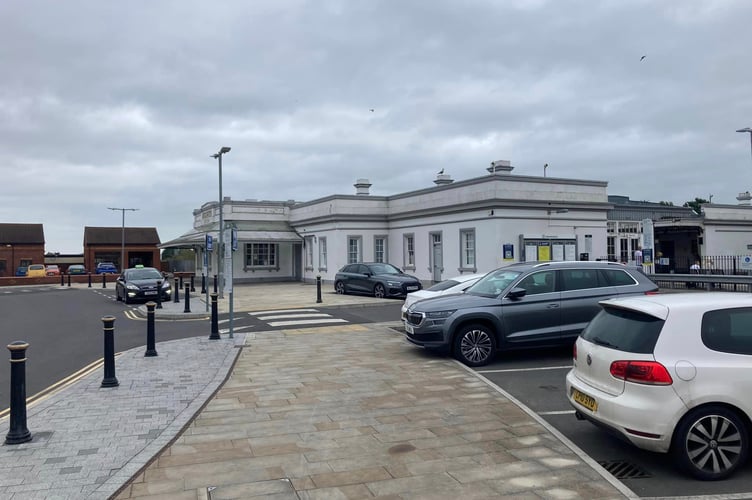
[610,360,672,385]
[644,290,660,295]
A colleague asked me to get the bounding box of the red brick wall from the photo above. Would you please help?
[0,244,45,277]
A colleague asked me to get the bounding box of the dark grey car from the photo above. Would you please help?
[115,267,172,304]
[334,262,422,298]
[403,261,659,366]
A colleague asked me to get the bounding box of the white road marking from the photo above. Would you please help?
[249,308,320,315]
[477,365,572,374]
[268,318,348,327]
[258,313,332,321]
[538,410,576,416]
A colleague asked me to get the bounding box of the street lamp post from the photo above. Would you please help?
[108,207,139,272]
[211,146,231,299]
[737,128,752,168]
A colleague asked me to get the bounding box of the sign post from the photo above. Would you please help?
[205,234,213,312]
[224,226,235,338]
[641,218,655,272]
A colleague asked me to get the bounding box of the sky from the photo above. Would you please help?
[2,0,752,254]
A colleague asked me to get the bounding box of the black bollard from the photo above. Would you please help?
[60,274,64,286]
[88,272,92,288]
[67,273,71,287]
[213,274,217,293]
[101,316,119,388]
[209,292,220,339]
[145,302,158,357]
[201,273,206,294]
[5,341,32,445]
[156,280,163,309]
[316,275,322,303]
[102,273,106,289]
[173,277,180,303]
[190,275,195,292]
[183,283,191,313]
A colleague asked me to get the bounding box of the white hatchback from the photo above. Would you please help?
[566,292,752,480]
[400,273,485,321]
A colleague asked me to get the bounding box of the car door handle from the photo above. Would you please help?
[547,303,560,309]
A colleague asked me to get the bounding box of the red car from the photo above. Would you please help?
[46,265,61,276]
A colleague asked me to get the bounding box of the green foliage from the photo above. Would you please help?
[682,197,709,215]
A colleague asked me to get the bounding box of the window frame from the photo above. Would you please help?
[374,235,388,263]
[403,233,415,270]
[347,235,362,264]
[459,228,477,272]
[318,237,327,272]
[244,242,279,270]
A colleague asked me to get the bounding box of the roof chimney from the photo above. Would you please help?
[354,178,371,195]
[433,173,454,186]
[487,160,514,175]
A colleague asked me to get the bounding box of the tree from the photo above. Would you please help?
[683,197,709,215]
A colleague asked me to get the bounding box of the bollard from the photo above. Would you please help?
[88,272,92,288]
[60,274,65,286]
[67,273,71,287]
[183,283,191,313]
[5,341,32,444]
[209,292,220,339]
[201,273,206,294]
[101,316,119,388]
[102,273,106,288]
[190,275,195,292]
[179,274,184,290]
[156,280,163,309]
[145,302,158,357]
[213,274,218,293]
[316,275,322,303]
[173,277,180,303]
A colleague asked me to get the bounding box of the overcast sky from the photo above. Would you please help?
[3,1,752,253]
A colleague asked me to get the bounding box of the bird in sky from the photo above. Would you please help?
[640,55,646,61]
[437,168,444,175]
[369,108,374,112]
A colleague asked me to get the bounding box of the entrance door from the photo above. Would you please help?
[431,232,443,282]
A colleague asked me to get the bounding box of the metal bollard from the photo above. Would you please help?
[156,280,163,309]
[209,292,220,339]
[316,275,322,303]
[173,277,180,303]
[183,283,191,313]
[67,273,71,287]
[213,274,218,293]
[88,272,92,288]
[101,316,119,387]
[145,302,158,357]
[190,275,195,292]
[60,274,64,286]
[102,273,106,288]
[5,341,32,444]
[201,273,206,294]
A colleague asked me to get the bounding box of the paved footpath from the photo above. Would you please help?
[0,284,635,499]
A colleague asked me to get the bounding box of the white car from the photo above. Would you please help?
[566,292,752,480]
[401,273,485,321]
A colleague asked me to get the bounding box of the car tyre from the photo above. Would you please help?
[373,283,386,299]
[673,405,749,481]
[335,281,346,295]
[115,288,122,302]
[453,323,496,367]
[123,293,130,305]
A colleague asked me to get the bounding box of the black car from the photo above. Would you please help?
[403,260,659,366]
[334,263,422,298]
[115,267,172,304]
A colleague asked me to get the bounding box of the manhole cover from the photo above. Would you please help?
[598,460,652,479]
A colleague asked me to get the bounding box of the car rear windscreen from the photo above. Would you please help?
[581,306,664,354]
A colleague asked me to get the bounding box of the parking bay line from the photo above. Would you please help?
[476,365,573,374]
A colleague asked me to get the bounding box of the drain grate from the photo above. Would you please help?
[598,460,652,479]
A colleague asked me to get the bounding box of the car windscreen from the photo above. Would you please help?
[426,280,461,292]
[466,270,521,297]
[368,263,401,275]
[127,269,162,280]
[581,306,664,354]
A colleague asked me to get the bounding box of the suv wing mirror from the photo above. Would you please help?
[506,287,527,300]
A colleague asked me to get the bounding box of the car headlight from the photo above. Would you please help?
[426,310,456,319]
[126,284,140,291]
[386,281,401,286]
[161,280,171,289]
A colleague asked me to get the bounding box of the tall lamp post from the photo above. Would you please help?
[108,207,139,271]
[211,146,231,298]
[737,128,752,168]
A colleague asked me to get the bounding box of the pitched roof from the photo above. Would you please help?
[83,227,160,245]
[0,223,45,244]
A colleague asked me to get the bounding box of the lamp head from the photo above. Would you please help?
[736,128,752,133]
[219,146,231,154]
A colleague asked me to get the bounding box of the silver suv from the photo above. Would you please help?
[403,261,659,367]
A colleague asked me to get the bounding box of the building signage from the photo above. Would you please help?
[502,244,514,261]
[206,234,213,252]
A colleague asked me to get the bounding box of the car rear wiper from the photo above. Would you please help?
[590,336,618,349]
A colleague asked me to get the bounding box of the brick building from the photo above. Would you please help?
[83,227,161,272]
[0,223,45,277]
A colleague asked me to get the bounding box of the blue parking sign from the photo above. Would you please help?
[206,234,213,252]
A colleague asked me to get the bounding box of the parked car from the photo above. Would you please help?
[334,262,422,298]
[95,262,118,274]
[26,264,46,278]
[566,292,752,480]
[67,265,87,275]
[403,261,659,367]
[15,266,27,277]
[115,267,171,304]
[45,265,60,276]
[401,273,485,321]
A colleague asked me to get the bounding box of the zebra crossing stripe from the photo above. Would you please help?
[268,318,348,327]
[248,309,319,315]
[257,313,332,321]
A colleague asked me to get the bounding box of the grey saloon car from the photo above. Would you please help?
[334,262,422,298]
[403,261,659,366]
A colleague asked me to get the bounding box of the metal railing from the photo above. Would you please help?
[648,273,752,292]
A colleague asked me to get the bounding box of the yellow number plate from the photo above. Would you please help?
[572,388,598,412]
